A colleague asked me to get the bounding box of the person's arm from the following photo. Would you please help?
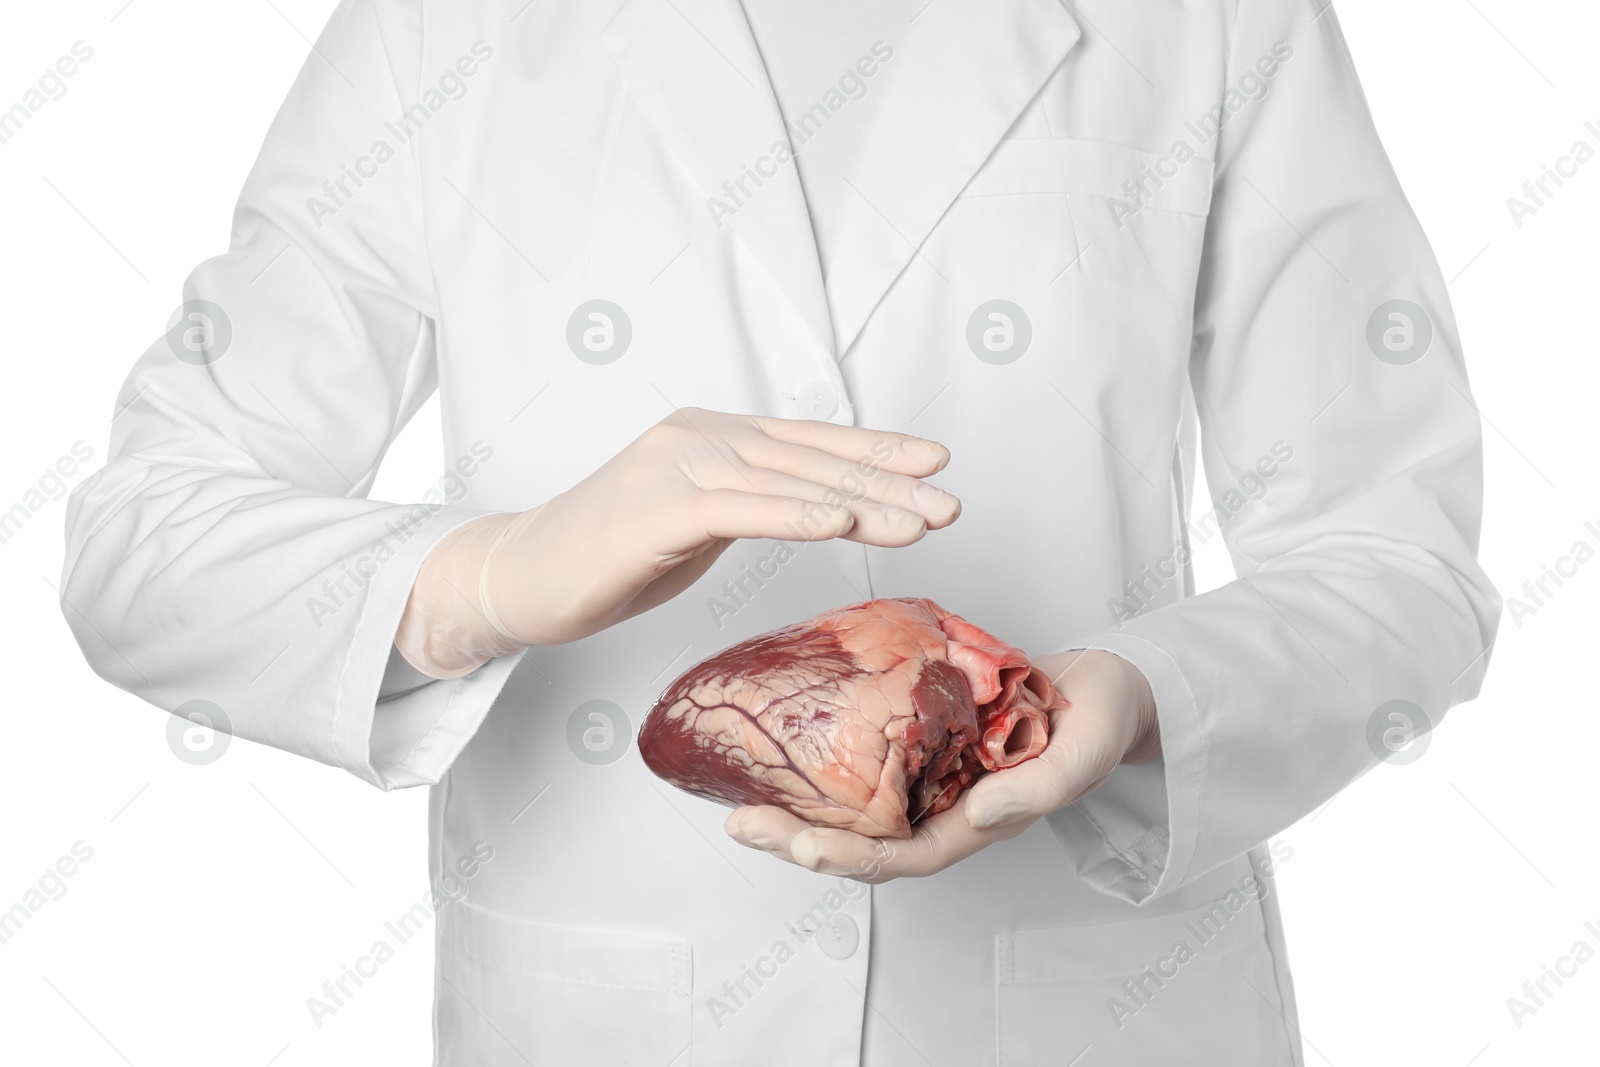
[1048,0,1502,902]
[60,0,504,789]
[62,0,965,787]
[391,409,961,680]
[725,0,1500,889]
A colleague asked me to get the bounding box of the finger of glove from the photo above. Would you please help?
[963,758,1078,830]
[789,806,1025,881]
[964,710,1123,829]
[729,436,960,529]
[745,415,951,477]
[690,488,854,542]
[728,806,903,879]
[725,805,811,862]
[732,465,931,547]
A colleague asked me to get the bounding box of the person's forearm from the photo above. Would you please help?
[392,408,961,682]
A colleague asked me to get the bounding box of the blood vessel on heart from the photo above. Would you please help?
[638,598,1063,839]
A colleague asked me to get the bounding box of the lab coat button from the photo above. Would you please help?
[796,380,840,420]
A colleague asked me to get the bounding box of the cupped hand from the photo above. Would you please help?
[725,649,1160,882]
[397,407,960,677]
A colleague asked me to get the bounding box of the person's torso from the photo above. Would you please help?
[386,1,1298,1062]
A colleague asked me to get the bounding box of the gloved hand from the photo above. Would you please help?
[724,649,1160,881]
[394,407,961,679]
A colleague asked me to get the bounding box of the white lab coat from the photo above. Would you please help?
[62,0,1500,1062]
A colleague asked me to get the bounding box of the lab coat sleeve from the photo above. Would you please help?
[60,0,520,790]
[1047,0,1502,903]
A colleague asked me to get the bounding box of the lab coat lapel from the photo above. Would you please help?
[601,0,836,357]
[826,0,1082,359]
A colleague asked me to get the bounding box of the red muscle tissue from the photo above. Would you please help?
[638,598,1063,839]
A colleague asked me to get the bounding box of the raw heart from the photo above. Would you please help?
[638,597,1063,839]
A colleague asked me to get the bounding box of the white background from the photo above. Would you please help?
[1,1,1596,1064]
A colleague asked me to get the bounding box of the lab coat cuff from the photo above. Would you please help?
[1042,631,1204,905]
[336,505,516,790]
[368,650,522,789]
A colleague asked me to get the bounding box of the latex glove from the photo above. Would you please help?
[395,407,960,678]
[724,649,1160,882]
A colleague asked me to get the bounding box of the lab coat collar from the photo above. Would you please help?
[825,0,1083,358]
[601,0,1081,365]
[601,0,837,358]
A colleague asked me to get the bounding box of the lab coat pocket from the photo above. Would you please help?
[437,900,692,1066]
[965,137,1213,215]
[954,137,1215,319]
[995,893,1293,1067]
